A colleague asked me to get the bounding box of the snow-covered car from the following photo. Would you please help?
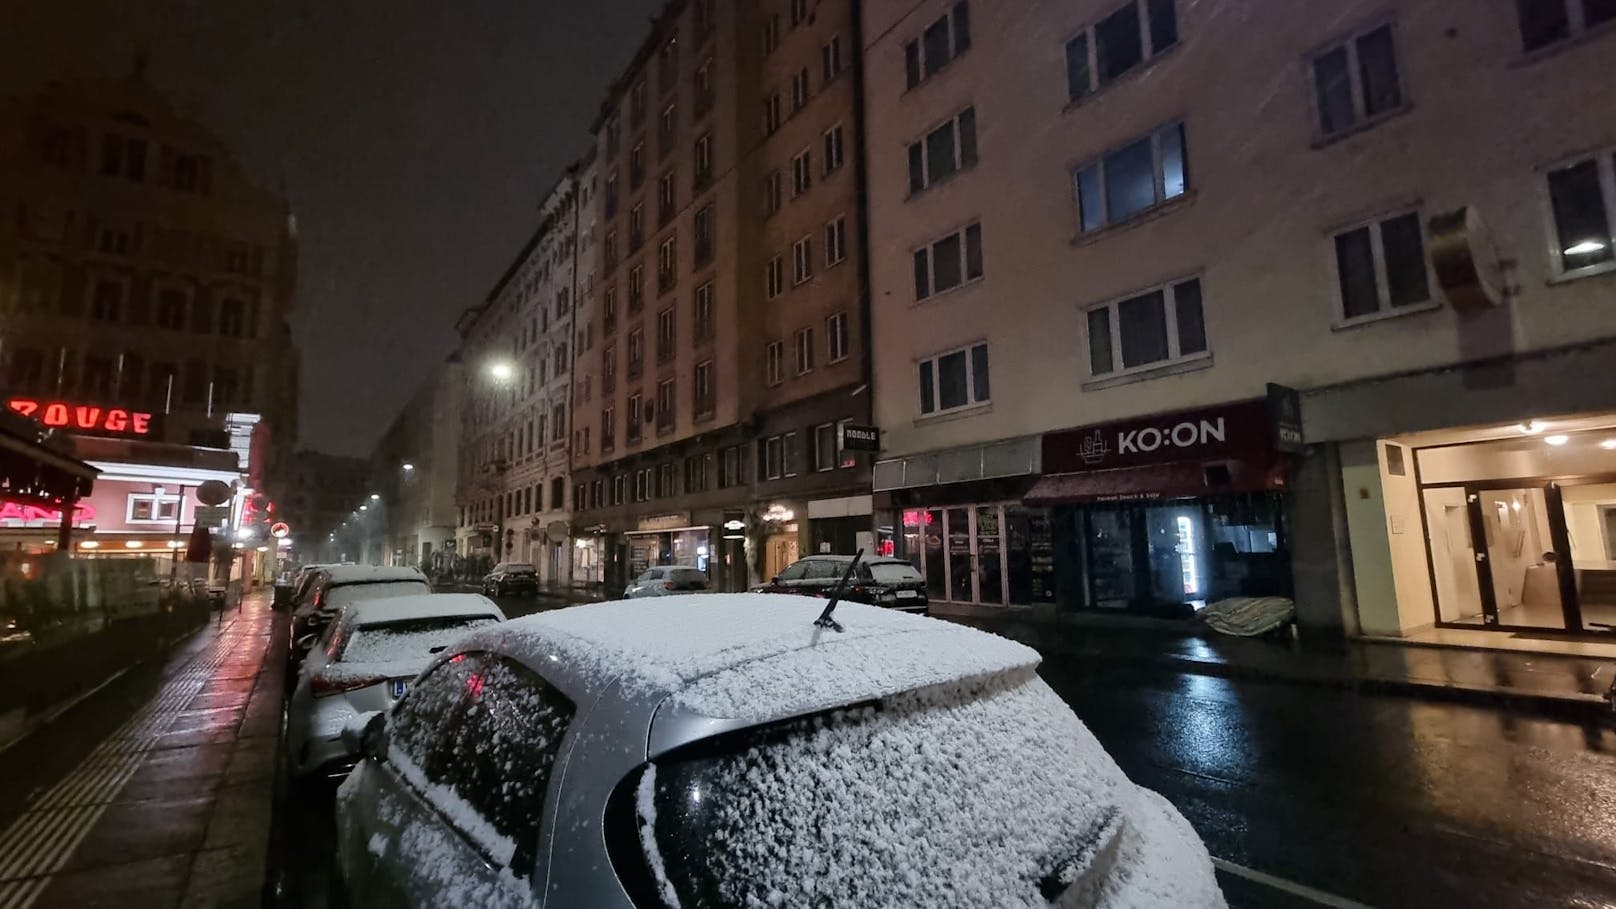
[289,565,431,667]
[622,565,710,598]
[334,594,1224,908]
[288,593,505,779]
[482,562,539,598]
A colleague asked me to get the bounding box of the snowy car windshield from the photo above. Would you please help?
[638,671,1134,908]
[337,616,497,663]
[325,580,430,609]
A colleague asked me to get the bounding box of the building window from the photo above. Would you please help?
[1065,0,1178,102]
[602,404,616,451]
[827,311,849,362]
[766,340,785,385]
[791,68,811,114]
[794,327,815,374]
[918,342,990,415]
[658,236,677,294]
[1332,211,1434,322]
[629,264,645,311]
[694,58,715,114]
[90,279,123,322]
[657,378,676,431]
[761,435,786,480]
[630,79,647,126]
[812,423,837,472]
[627,393,643,444]
[694,358,714,416]
[694,281,715,340]
[1517,0,1616,52]
[552,404,567,442]
[1073,122,1187,233]
[822,34,845,82]
[635,468,650,502]
[659,103,678,160]
[628,327,645,378]
[823,124,845,175]
[908,108,977,194]
[792,236,813,285]
[1312,24,1404,139]
[685,453,713,493]
[605,116,621,158]
[659,36,679,93]
[1087,277,1207,377]
[694,132,713,188]
[694,0,715,41]
[605,173,619,218]
[790,0,809,27]
[128,493,180,523]
[658,171,676,225]
[630,141,646,189]
[657,307,677,362]
[791,148,813,197]
[905,2,971,89]
[604,230,619,272]
[719,445,744,488]
[694,204,715,267]
[825,216,847,267]
[763,14,781,55]
[657,462,675,497]
[913,223,984,300]
[766,255,786,299]
[604,286,619,335]
[1545,151,1616,276]
[764,92,783,134]
[156,288,187,330]
[763,170,783,216]
[629,203,645,250]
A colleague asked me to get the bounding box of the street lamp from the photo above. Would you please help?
[402,463,415,472]
[487,362,515,382]
[370,493,381,501]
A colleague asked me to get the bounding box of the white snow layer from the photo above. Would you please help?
[635,764,681,909]
[647,670,1225,908]
[462,594,1039,719]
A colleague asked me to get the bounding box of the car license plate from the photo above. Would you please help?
[390,678,410,698]
[896,590,919,598]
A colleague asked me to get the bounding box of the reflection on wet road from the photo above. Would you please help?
[1039,659,1616,908]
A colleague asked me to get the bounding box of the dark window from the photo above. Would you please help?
[1095,2,1143,83]
[1548,158,1614,273]
[1087,308,1114,375]
[1334,212,1431,320]
[1516,0,1571,51]
[904,2,970,88]
[1089,278,1205,375]
[1313,25,1403,138]
[1117,290,1170,368]
[1334,227,1379,319]
[1074,123,1187,232]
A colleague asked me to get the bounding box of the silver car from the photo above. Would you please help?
[622,564,710,598]
[334,594,1224,908]
[286,593,504,779]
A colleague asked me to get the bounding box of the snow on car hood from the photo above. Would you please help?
[462,594,1039,717]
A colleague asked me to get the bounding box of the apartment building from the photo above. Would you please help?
[365,357,462,572]
[863,0,1616,647]
[0,72,301,512]
[455,161,592,584]
[570,0,873,593]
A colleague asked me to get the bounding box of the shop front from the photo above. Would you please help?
[1028,399,1294,618]
[624,513,713,577]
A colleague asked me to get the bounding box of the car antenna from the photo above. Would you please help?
[814,549,862,633]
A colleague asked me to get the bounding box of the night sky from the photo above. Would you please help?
[2,0,661,456]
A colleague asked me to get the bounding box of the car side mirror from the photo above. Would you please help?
[343,710,388,761]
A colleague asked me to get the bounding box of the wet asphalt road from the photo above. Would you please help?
[263,597,1616,908]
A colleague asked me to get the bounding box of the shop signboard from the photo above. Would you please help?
[6,398,159,438]
[839,424,880,452]
[637,513,691,533]
[1266,383,1305,454]
[1043,399,1279,474]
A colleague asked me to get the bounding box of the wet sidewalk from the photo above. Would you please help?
[954,613,1616,722]
[0,592,285,908]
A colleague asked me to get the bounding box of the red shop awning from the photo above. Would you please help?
[1024,459,1286,505]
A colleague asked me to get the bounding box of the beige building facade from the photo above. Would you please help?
[862,0,1616,645]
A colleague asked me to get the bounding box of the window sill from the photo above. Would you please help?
[1547,259,1616,286]
[911,274,985,308]
[1082,354,1213,391]
[915,401,991,427]
[1330,299,1442,331]
[1310,103,1414,150]
[1070,191,1195,249]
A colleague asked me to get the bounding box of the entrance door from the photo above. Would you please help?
[975,506,1006,605]
[932,506,1009,606]
[1458,484,1580,632]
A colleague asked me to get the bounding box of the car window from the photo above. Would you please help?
[390,653,575,873]
[869,563,924,584]
[338,616,499,663]
[805,560,849,581]
[670,569,707,586]
[325,579,430,609]
[775,561,809,582]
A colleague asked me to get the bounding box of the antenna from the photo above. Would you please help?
[813,549,862,633]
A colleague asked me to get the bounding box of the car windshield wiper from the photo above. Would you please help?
[813,549,862,633]
[1038,806,1124,904]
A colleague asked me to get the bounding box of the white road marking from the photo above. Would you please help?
[1213,856,1376,909]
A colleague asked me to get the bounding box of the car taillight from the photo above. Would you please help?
[663,580,674,589]
[311,672,387,698]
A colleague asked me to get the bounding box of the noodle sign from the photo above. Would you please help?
[7,398,154,437]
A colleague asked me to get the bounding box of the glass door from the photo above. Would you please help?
[1466,485,1571,631]
[975,505,1006,605]
[945,508,973,602]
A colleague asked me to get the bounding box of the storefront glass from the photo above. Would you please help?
[901,503,1053,608]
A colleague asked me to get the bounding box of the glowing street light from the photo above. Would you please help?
[401,463,415,472]
[1565,239,1609,256]
[370,493,381,501]
[487,362,515,382]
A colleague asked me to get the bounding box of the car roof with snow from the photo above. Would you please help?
[320,565,427,586]
[343,593,504,626]
[457,593,1037,722]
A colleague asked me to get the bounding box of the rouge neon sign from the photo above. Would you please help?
[0,501,96,526]
[7,398,154,436]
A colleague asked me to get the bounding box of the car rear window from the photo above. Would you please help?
[632,672,1135,908]
[325,580,430,609]
[337,616,498,663]
[669,569,707,585]
[504,564,536,574]
[868,563,923,584]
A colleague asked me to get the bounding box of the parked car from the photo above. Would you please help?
[287,593,504,780]
[290,566,431,667]
[756,554,930,613]
[334,595,1224,908]
[482,562,539,598]
[622,565,710,598]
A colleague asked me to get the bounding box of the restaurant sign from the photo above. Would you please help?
[7,398,156,437]
[1043,399,1280,474]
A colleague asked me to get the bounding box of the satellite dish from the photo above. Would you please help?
[197,480,233,506]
